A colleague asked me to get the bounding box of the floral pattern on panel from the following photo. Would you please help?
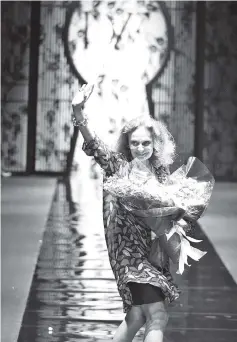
[35,1,79,171]
[1,2,31,171]
[2,2,236,178]
[64,0,175,159]
[1,1,198,173]
[203,2,237,180]
[152,1,197,167]
[70,1,197,175]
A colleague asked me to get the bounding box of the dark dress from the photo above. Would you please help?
[82,136,180,313]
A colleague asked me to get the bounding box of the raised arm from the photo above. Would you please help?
[71,84,127,176]
[72,84,95,143]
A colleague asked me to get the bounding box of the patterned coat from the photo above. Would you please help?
[82,136,180,313]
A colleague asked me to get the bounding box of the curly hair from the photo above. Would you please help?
[115,115,176,167]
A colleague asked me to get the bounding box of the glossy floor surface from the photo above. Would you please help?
[1,176,57,342]
[200,182,237,284]
[16,178,237,342]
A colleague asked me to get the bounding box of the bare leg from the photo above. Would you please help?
[142,301,169,342]
[113,305,145,342]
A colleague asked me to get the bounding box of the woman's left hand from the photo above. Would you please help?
[72,84,94,117]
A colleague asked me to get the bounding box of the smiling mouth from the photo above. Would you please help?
[136,153,147,157]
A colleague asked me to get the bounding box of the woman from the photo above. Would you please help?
[72,84,179,342]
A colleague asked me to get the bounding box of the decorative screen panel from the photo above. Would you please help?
[36,1,197,172]
[1,1,31,172]
[203,2,237,180]
[35,2,78,172]
[152,1,197,170]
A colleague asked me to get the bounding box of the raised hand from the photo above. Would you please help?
[72,84,94,121]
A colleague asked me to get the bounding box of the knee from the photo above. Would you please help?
[146,311,169,331]
[142,302,169,331]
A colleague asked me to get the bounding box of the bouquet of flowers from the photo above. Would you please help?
[104,157,215,274]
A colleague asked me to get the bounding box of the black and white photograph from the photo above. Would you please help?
[1,1,237,341]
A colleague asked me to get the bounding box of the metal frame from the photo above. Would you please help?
[194,1,206,162]
[27,1,41,174]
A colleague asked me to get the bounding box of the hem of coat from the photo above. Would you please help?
[122,278,180,313]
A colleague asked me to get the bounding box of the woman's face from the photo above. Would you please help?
[128,126,154,161]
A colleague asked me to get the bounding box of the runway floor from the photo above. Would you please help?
[13,178,237,342]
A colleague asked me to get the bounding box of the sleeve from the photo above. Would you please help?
[82,135,127,177]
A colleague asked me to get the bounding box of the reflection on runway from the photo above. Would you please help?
[17,178,237,342]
